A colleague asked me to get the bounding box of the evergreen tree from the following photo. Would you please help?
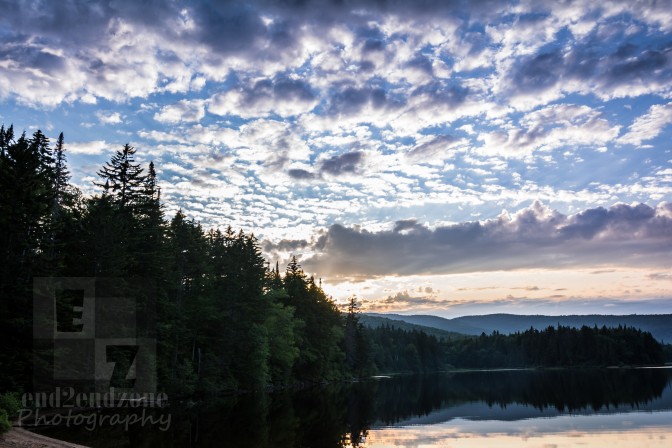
[96,143,145,207]
[0,128,58,390]
[344,296,372,376]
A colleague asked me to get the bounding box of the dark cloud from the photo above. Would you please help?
[287,168,315,179]
[302,202,672,277]
[267,78,315,102]
[0,0,181,46]
[560,203,657,239]
[186,2,269,55]
[358,60,376,72]
[0,0,510,70]
[258,0,500,21]
[246,76,315,105]
[512,50,564,93]
[356,24,386,41]
[288,152,365,179]
[262,238,311,253]
[362,39,386,53]
[412,81,469,107]
[509,33,672,98]
[2,0,669,110]
[605,47,669,84]
[0,44,66,73]
[393,219,425,233]
[405,54,433,74]
[320,151,364,175]
[327,86,404,116]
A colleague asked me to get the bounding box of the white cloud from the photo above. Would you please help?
[96,111,123,125]
[67,140,109,155]
[479,104,620,157]
[618,102,672,146]
[154,99,205,123]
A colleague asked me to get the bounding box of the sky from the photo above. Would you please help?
[1,0,671,317]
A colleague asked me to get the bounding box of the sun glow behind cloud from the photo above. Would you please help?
[1,0,671,315]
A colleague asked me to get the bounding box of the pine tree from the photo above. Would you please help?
[43,132,73,273]
[96,143,145,207]
[0,127,57,391]
[135,160,167,278]
[52,133,70,208]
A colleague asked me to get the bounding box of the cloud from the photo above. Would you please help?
[96,111,123,125]
[304,201,672,278]
[262,238,311,253]
[154,99,205,123]
[320,151,365,176]
[287,168,315,180]
[360,290,456,312]
[618,102,672,146]
[502,31,672,107]
[208,76,317,118]
[67,140,109,155]
[393,219,426,234]
[325,85,405,118]
[648,272,672,281]
[2,0,672,267]
[479,104,620,157]
[406,135,463,161]
[1,0,670,111]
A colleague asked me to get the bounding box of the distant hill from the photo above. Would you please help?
[358,314,467,341]
[366,313,672,343]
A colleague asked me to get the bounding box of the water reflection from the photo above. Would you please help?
[34,368,672,447]
[363,412,672,447]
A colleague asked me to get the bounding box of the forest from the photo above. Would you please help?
[444,325,666,368]
[0,125,668,410]
[0,125,375,399]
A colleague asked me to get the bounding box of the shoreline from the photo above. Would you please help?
[0,426,88,448]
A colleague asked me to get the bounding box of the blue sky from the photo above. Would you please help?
[1,0,671,316]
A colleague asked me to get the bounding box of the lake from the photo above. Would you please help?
[32,367,672,447]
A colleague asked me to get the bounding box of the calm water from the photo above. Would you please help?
[33,368,672,447]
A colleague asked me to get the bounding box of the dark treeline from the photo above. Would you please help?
[0,125,667,402]
[665,343,672,363]
[0,125,373,398]
[446,325,665,368]
[366,326,445,373]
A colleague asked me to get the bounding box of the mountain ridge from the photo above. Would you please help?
[358,314,468,340]
[365,312,672,343]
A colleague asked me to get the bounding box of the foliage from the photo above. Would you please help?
[0,409,10,434]
[445,325,665,368]
[366,325,445,373]
[0,392,21,419]
[359,314,467,341]
[663,344,672,364]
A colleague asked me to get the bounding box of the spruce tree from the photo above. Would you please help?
[96,143,145,207]
[0,127,57,391]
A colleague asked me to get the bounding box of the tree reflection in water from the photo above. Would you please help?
[35,368,672,447]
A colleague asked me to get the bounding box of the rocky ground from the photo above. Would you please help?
[0,427,88,448]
